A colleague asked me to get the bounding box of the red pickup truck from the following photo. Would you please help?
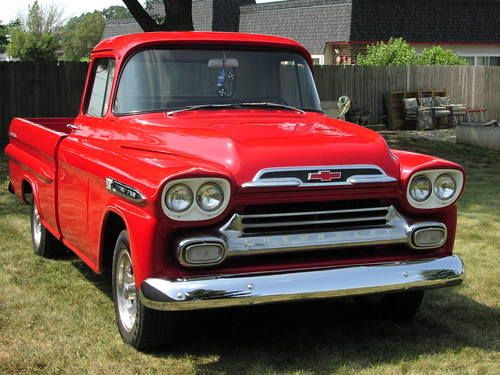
[5,32,465,350]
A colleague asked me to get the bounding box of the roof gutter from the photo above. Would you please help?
[328,41,500,46]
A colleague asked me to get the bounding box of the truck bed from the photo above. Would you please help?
[16,117,75,135]
[5,117,75,239]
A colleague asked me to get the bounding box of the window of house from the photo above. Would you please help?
[488,57,500,66]
[311,54,325,65]
[476,56,488,66]
[462,56,500,66]
[86,59,116,117]
[463,56,475,65]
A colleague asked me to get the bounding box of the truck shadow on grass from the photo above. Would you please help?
[70,258,499,373]
[171,290,499,373]
[69,258,114,300]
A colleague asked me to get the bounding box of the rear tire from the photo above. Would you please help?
[31,202,60,258]
[112,230,175,351]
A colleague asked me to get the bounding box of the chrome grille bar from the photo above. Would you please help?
[238,204,391,233]
[240,206,392,219]
[241,215,390,229]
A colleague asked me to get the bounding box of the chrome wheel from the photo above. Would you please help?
[115,249,137,332]
[112,230,175,350]
[32,204,42,250]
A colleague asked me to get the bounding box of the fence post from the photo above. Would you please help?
[471,66,476,108]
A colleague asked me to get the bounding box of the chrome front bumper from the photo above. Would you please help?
[139,255,464,311]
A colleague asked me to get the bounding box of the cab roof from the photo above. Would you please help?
[93,31,313,67]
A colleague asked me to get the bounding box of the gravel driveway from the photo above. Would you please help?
[380,128,456,143]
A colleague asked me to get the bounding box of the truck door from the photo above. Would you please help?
[58,58,115,260]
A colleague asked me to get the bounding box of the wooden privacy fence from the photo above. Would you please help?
[0,62,88,145]
[1,62,500,144]
[313,65,500,128]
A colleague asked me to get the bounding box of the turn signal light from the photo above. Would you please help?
[412,228,446,248]
[181,241,226,266]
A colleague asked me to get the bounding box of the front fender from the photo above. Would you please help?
[99,198,158,287]
[392,149,466,211]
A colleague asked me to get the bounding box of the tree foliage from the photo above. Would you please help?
[122,0,193,31]
[102,5,132,20]
[357,38,417,66]
[0,23,8,53]
[357,37,467,66]
[61,11,105,61]
[7,1,63,61]
[417,45,467,65]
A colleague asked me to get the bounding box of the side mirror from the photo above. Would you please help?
[337,96,351,119]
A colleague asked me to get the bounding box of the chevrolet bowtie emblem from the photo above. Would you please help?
[308,170,342,182]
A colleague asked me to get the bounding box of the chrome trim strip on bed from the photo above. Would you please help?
[139,255,464,311]
[242,164,397,188]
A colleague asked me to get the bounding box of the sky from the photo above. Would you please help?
[0,0,285,24]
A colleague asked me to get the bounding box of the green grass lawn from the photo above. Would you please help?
[0,134,499,375]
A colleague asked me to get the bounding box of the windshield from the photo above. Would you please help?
[114,48,321,115]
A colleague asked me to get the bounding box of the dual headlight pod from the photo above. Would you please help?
[407,169,464,209]
[162,178,230,221]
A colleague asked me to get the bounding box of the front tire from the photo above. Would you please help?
[380,290,425,321]
[112,230,175,351]
[31,202,60,258]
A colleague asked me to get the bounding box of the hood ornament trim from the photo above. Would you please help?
[242,164,397,188]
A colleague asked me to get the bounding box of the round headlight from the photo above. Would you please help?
[434,174,456,201]
[166,184,193,212]
[409,176,432,202]
[197,183,224,212]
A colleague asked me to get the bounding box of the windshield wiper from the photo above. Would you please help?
[166,102,305,116]
[166,103,238,116]
[238,102,305,114]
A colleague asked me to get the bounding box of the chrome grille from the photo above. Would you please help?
[239,200,391,235]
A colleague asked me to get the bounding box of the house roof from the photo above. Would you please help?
[101,19,142,40]
[101,0,500,56]
[101,0,254,39]
[350,0,500,44]
[240,0,352,54]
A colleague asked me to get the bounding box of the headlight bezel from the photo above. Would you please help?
[406,169,464,209]
[161,178,231,221]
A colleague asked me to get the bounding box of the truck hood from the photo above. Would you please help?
[116,110,399,187]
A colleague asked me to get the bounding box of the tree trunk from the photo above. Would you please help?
[122,0,193,32]
[162,1,193,31]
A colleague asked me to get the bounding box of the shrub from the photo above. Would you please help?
[357,37,467,66]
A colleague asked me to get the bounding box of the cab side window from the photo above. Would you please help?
[86,59,115,117]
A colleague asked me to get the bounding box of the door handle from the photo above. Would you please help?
[66,124,80,131]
